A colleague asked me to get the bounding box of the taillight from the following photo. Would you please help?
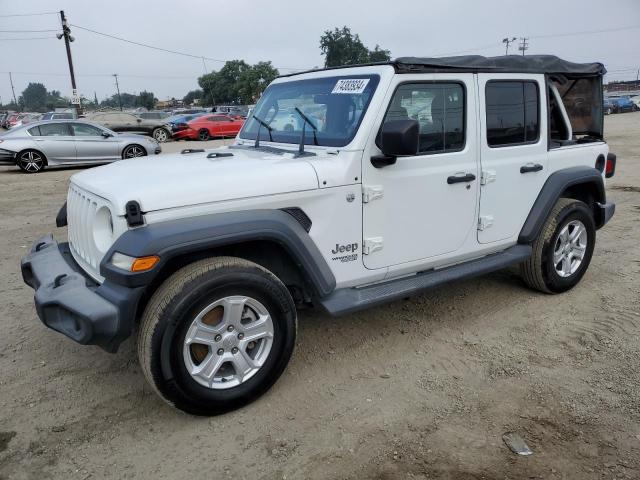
[605,152,616,178]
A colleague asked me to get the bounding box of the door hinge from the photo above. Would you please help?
[478,215,494,231]
[480,170,496,185]
[363,237,384,255]
[362,185,384,203]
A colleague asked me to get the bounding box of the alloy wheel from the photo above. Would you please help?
[183,296,274,390]
[19,151,44,172]
[154,129,169,142]
[553,220,588,278]
[124,146,145,158]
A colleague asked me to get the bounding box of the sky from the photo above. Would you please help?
[1,0,639,105]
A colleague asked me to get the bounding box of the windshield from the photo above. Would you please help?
[239,74,379,147]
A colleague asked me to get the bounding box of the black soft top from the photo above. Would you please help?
[394,55,606,76]
[279,55,606,78]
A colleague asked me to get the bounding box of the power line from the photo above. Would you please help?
[530,24,640,39]
[0,12,58,18]
[70,23,306,71]
[0,36,54,41]
[0,29,58,32]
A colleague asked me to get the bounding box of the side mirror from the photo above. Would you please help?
[137,118,142,123]
[101,132,112,138]
[372,119,419,168]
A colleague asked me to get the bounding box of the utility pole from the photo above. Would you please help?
[502,37,517,55]
[8,72,18,109]
[94,91,98,107]
[113,74,122,111]
[518,37,529,56]
[58,10,81,116]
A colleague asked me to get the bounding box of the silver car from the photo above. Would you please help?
[0,120,161,173]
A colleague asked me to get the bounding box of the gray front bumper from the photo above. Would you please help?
[21,234,144,352]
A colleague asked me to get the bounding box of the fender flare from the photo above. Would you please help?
[99,209,336,297]
[518,166,606,244]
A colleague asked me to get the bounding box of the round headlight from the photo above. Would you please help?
[93,206,114,253]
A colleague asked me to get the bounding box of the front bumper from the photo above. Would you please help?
[172,129,196,140]
[21,234,144,352]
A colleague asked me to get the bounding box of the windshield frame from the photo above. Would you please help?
[238,74,380,148]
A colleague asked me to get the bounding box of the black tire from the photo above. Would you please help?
[138,256,297,416]
[198,129,210,141]
[122,144,147,159]
[16,149,46,173]
[521,198,596,294]
[152,128,170,143]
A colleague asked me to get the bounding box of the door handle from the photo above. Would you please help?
[447,173,476,184]
[520,163,543,174]
[34,138,44,142]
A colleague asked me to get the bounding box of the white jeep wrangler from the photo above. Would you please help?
[22,55,616,415]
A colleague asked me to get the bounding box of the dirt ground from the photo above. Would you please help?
[0,114,639,480]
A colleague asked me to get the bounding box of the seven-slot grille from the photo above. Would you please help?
[67,184,105,281]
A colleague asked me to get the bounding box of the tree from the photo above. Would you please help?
[236,62,279,104]
[198,60,278,106]
[19,83,48,111]
[319,26,391,67]
[136,91,156,110]
[183,89,203,106]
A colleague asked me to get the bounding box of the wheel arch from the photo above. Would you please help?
[17,147,48,165]
[519,166,607,244]
[100,209,336,315]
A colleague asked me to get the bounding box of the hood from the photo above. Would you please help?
[71,146,320,215]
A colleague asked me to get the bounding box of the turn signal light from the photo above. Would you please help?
[131,255,160,272]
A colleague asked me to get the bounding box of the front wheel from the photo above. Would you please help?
[521,198,596,293]
[138,257,297,415]
[17,149,46,173]
[152,128,170,143]
[122,144,147,159]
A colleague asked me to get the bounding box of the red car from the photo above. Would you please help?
[173,114,244,141]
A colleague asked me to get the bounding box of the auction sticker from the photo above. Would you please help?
[331,78,370,94]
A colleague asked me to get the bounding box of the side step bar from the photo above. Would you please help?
[320,245,532,316]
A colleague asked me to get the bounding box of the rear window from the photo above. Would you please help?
[553,77,604,138]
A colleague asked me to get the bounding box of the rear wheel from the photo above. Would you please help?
[152,128,170,143]
[138,257,297,415]
[521,198,596,293]
[17,149,46,173]
[122,144,147,159]
[198,129,210,141]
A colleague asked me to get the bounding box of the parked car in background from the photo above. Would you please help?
[85,112,172,142]
[0,120,161,173]
[136,111,170,121]
[172,114,244,140]
[604,98,616,115]
[213,105,249,118]
[607,96,637,113]
[1,112,17,129]
[167,112,209,133]
[12,113,41,129]
[630,95,640,110]
[41,111,77,121]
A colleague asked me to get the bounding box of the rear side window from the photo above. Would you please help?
[381,82,465,154]
[34,123,71,136]
[486,81,539,147]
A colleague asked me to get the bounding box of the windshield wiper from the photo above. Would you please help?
[252,115,273,148]
[294,107,318,156]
